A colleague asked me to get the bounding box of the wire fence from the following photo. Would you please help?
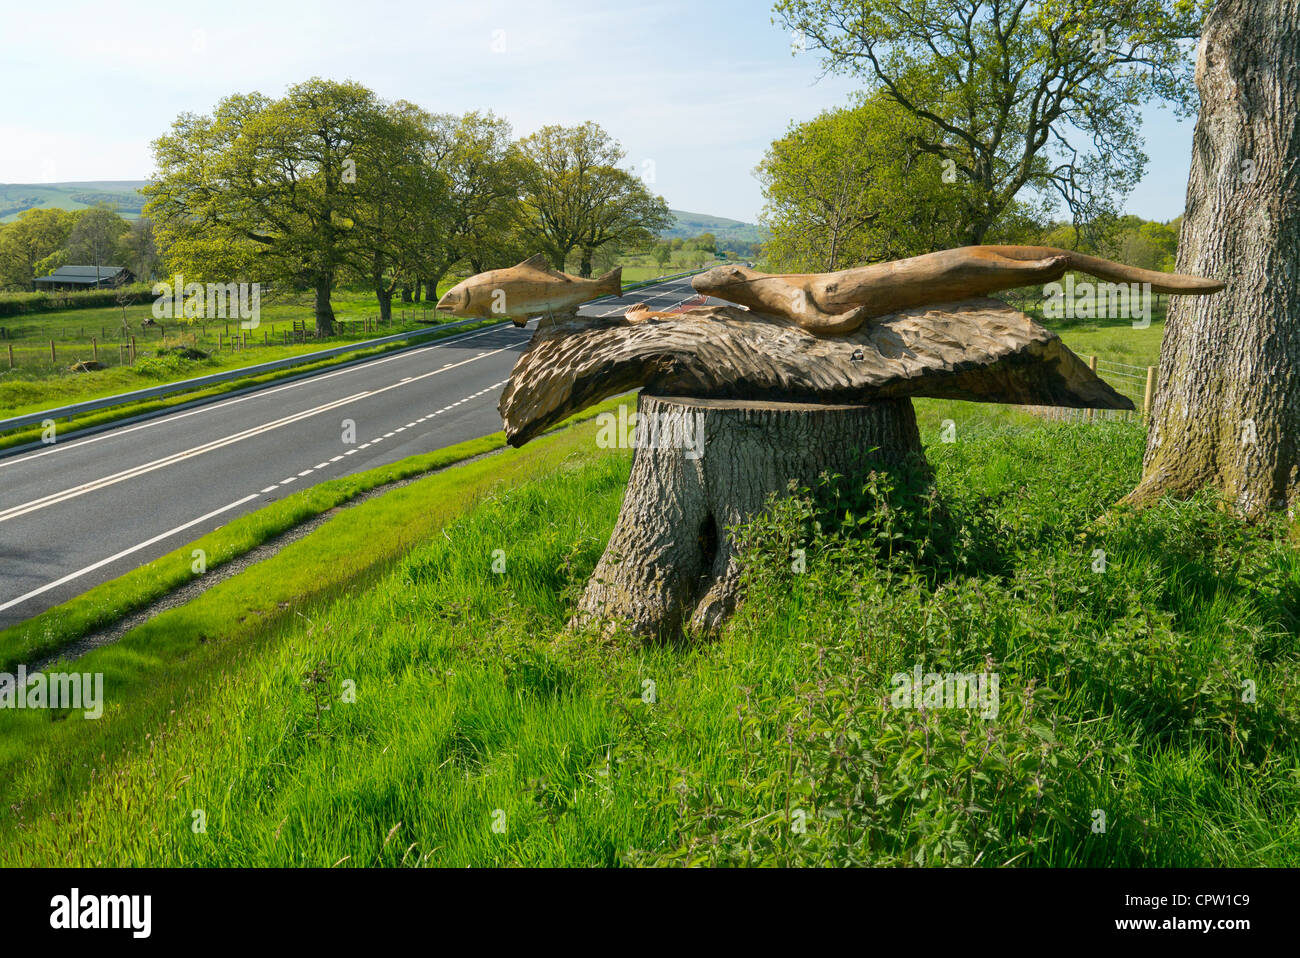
[1,311,424,374]
[1022,356,1155,424]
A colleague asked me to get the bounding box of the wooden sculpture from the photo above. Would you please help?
[692,246,1226,335]
[468,247,1224,639]
[435,253,621,326]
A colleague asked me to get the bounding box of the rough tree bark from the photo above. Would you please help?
[1126,0,1300,519]
[573,393,926,640]
[499,300,1131,446]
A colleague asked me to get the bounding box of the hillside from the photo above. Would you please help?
[0,181,147,222]
[0,186,768,250]
[664,209,768,246]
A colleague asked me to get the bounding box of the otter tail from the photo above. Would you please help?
[987,245,1224,294]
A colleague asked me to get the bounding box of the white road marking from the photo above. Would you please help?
[0,494,261,613]
[0,343,519,525]
[0,323,518,471]
[0,278,690,616]
[0,391,368,524]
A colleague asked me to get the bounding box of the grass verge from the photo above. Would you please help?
[1,407,1296,866]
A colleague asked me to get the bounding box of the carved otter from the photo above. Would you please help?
[692,246,1225,336]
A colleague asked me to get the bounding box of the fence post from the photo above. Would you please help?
[92,337,98,362]
[6,344,12,369]
[1143,365,1157,422]
[50,340,56,365]
[218,332,223,351]
[1088,356,1097,421]
[130,336,136,364]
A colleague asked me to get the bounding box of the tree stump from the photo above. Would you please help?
[574,393,927,640]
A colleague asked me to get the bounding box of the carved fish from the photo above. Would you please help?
[693,245,1225,336]
[436,254,621,327]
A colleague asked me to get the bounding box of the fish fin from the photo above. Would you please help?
[517,253,554,272]
[595,266,622,298]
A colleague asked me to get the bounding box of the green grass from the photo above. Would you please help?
[0,393,636,673]
[0,286,462,419]
[0,320,503,455]
[1,401,1295,866]
[0,267,700,427]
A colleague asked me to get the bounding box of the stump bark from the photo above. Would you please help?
[574,393,926,640]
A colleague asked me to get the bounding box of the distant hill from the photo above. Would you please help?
[0,181,147,222]
[663,209,768,247]
[1,187,766,251]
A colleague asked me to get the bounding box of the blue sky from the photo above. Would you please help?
[0,0,1194,224]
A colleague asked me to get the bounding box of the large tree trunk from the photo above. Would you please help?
[1127,0,1300,519]
[574,393,927,640]
[313,273,335,337]
[374,281,393,323]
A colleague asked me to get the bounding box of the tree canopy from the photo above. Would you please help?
[774,0,1209,243]
[144,82,672,328]
[757,95,967,271]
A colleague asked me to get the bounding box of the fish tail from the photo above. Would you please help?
[595,266,622,298]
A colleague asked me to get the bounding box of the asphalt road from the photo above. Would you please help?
[0,272,714,629]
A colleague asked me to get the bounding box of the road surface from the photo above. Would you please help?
[0,272,715,629]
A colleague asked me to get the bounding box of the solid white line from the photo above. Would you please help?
[0,343,518,524]
[0,390,369,524]
[0,494,261,613]
[0,323,520,471]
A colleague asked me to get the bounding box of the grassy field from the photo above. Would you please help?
[0,287,454,417]
[0,181,146,222]
[1,395,1295,866]
[0,266,713,424]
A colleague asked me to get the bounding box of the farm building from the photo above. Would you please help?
[32,265,134,291]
